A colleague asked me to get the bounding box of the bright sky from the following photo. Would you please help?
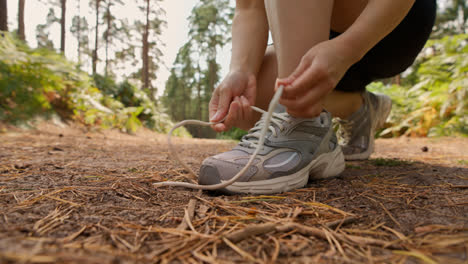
[6,0,231,97]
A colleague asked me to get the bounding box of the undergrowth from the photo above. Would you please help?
[369,34,468,138]
[0,33,189,136]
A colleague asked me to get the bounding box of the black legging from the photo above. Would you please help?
[332,0,437,92]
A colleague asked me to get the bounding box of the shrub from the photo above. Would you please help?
[369,34,468,137]
[0,33,190,136]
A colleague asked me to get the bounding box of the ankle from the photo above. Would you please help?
[324,91,363,119]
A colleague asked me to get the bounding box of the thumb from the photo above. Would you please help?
[211,90,231,122]
[245,75,256,106]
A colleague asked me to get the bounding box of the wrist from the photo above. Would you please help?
[333,33,367,65]
[227,69,255,78]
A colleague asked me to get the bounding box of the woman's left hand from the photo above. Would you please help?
[277,39,358,118]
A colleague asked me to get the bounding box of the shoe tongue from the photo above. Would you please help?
[274,103,287,113]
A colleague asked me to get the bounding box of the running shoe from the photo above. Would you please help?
[198,110,345,194]
[335,91,392,160]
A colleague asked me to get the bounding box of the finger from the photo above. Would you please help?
[282,62,326,99]
[209,89,220,121]
[279,81,332,111]
[211,87,232,122]
[213,123,227,132]
[223,97,240,131]
[245,75,256,106]
[240,96,251,120]
[277,56,312,88]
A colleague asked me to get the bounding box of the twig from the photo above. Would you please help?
[325,216,359,229]
[177,199,197,231]
[379,202,402,229]
[222,237,259,263]
[224,223,276,243]
[61,225,87,243]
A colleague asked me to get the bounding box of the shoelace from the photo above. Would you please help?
[240,109,290,149]
[153,85,284,191]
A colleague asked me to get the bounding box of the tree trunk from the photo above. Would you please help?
[92,0,100,75]
[142,0,151,97]
[104,2,110,76]
[207,60,217,121]
[76,0,82,66]
[60,0,66,54]
[196,64,203,137]
[0,0,8,32]
[18,0,25,41]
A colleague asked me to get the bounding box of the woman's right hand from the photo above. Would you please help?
[209,71,257,132]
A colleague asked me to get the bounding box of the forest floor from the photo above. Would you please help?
[0,123,467,264]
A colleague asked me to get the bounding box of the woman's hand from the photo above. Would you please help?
[209,71,257,132]
[277,39,357,118]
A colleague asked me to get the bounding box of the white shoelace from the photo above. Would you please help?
[153,85,284,191]
[240,109,290,149]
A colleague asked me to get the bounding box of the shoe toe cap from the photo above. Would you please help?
[198,164,221,185]
[199,156,258,185]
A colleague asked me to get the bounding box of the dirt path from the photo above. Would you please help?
[0,124,467,263]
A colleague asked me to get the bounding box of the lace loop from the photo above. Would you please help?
[240,108,290,149]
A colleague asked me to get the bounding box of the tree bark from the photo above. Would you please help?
[104,1,110,76]
[92,0,100,75]
[76,0,82,66]
[0,0,8,32]
[60,0,66,54]
[142,0,151,97]
[18,0,25,41]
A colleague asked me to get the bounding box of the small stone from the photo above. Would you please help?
[421,146,429,152]
[14,163,31,170]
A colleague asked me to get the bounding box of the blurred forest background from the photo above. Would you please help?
[0,0,467,139]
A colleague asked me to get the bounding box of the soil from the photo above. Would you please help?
[0,123,467,263]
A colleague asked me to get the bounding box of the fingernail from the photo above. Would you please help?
[211,112,220,121]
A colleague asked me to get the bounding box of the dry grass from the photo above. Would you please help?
[0,124,467,263]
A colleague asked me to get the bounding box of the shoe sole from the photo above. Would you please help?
[345,93,392,161]
[223,146,345,194]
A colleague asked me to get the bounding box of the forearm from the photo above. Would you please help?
[336,0,416,63]
[229,1,269,75]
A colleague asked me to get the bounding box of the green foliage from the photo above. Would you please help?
[0,33,189,137]
[217,127,248,141]
[162,0,233,138]
[368,34,468,137]
[433,0,467,38]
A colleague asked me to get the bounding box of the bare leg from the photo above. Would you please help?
[245,0,369,129]
[264,0,333,78]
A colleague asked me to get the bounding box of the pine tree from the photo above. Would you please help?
[102,0,124,76]
[18,0,25,41]
[0,0,8,32]
[135,0,166,101]
[163,0,233,138]
[434,0,468,37]
[188,0,232,125]
[163,43,196,121]
[36,8,58,49]
[60,0,66,53]
[70,12,90,67]
[91,0,103,75]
